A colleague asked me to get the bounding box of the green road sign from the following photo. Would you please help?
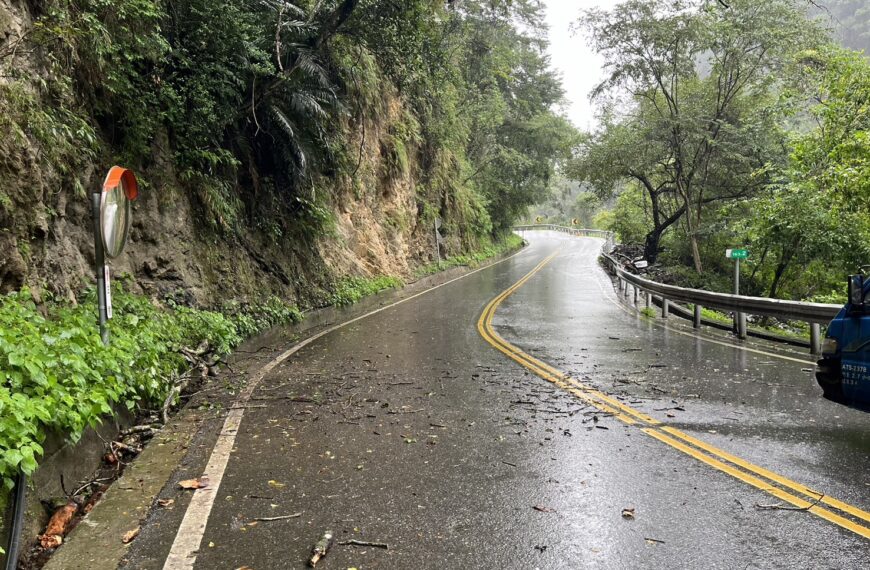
[726,248,749,260]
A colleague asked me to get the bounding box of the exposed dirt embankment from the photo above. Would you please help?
[0,2,436,308]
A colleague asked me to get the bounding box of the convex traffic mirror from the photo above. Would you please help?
[100,166,139,258]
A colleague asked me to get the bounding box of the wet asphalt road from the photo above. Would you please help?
[125,231,870,569]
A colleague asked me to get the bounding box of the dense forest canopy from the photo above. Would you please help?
[2,0,868,302]
[0,0,575,268]
[564,0,870,302]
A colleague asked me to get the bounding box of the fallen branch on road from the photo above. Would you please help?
[253,512,303,522]
[754,495,824,512]
[339,539,389,549]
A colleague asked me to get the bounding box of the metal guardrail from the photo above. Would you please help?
[514,224,616,251]
[514,224,840,355]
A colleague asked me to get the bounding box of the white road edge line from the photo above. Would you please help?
[162,245,533,569]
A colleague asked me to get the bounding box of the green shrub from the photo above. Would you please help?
[414,234,523,278]
[640,307,657,318]
[328,276,403,307]
[222,296,304,338]
[0,285,304,490]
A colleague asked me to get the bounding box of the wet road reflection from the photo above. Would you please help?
[125,231,869,570]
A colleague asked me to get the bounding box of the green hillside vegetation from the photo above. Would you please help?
[569,0,870,302]
[0,0,574,249]
[0,1,573,491]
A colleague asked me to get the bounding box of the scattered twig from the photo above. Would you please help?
[339,539,389,549]
[252,395,314,402]
[253,512,303,522]
[72,477,114,497]
[754,495,824,512]
[111,440,142,455]
[162,367,200,424]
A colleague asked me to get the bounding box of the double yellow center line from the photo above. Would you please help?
[477,250,870,540]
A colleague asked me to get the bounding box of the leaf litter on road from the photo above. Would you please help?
[179,478,208,490]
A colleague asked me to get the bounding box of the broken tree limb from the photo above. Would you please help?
[162,364,208,423]
[120,425,157,437]
[308,530,334,567]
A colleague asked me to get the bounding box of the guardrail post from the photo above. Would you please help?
[646,292,652,308]
[662,298,669,319]
[624,283,631,298]
[811,323,821,356]
[693,304,702,329]
[737,313,747,340]
[633,285,639,305]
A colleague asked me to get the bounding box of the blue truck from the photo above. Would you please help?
[816,275,870,406]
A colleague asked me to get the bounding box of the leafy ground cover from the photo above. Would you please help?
[414,234,524,278]
[328,276,405,307]
[0,287,301,491]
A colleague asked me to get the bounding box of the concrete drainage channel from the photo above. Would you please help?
[1,245,526,570]
[0,410,136,570]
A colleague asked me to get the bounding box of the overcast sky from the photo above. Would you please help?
[544,0,621,132]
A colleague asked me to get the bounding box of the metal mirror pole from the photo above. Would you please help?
[91,191,109,345]
[733,257,740,335]
[3,470,26,570]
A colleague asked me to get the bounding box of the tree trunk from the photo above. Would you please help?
[683,198,703,273]
[768,237,801,299]
[689,232,703,273]
[768,256,791,299]
[644,229,663,264]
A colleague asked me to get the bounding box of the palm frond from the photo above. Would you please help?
[260,0,306,18]
[269,105,307,171]
[292,52,331,88]
[289,92,327,119]
[269,105,297,140]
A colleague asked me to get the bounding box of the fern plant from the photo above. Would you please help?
[251,1,340,189]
